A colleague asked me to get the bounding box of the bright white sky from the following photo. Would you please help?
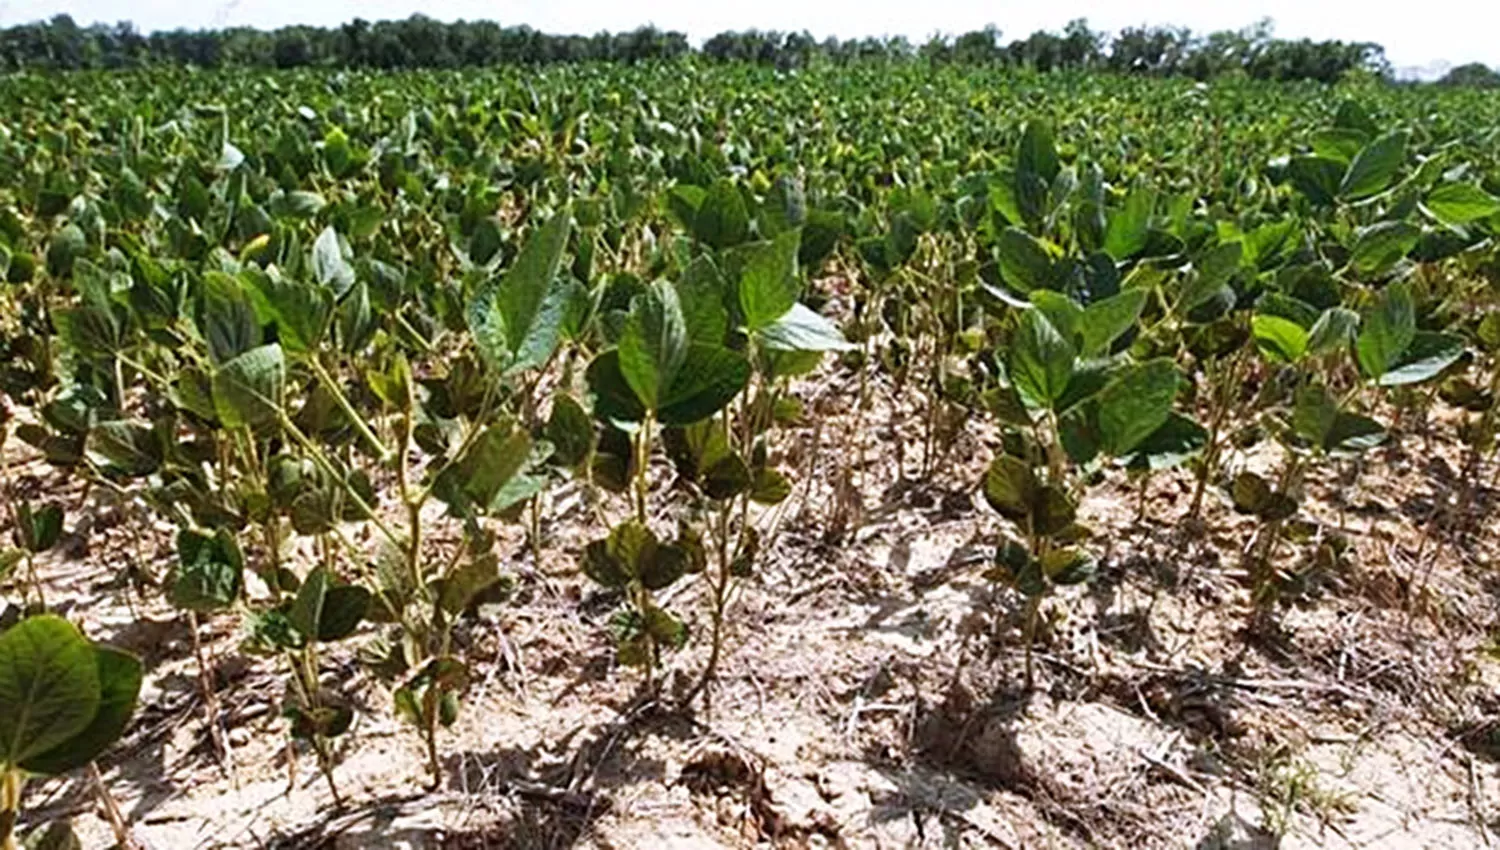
[1,0,1496,72]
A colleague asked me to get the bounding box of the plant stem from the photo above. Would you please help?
[308,356,392,461]
[1021,596,1041,690]
[0,768,23,850]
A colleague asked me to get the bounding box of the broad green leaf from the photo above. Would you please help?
[437,424,532,512]
[1178,242,1242,316]
[320,584,368,641]
[1122,412,1208,471]
[1310,128,1368,165]
[1306,307,1360,356]
[677,256,729,345]
[0,616,101,767]
[1079,289,1146,356]
[1324,413,1386,455]
[1040,548,1095,586]
[171,528,244,611]
[20,646,142,776]
[695,179,750,250]
[16,502,64,554]
[46,225,87,279]
[1096,359,1180,456]
[1017,120,1060,185]
[1292,384,1339,446]
[1355,281,1415,379]
[1009,309,1075,409]
[586,350,647,425]
[996,227,1053,292]
[467,211,573,375]
[1103,189,1152,260]
[1424,183,1500,226]
[288,566,329,644]
[545,394,594,468]
[757,303,853,352]
[212,344,285,430]
[197,272,260,364]
[982,455,1034,522]
[1028,290,1083,348]
[1378,331,1465,386]
[658,345,752,426]
[738,230,801,332]
[1349,222,1420,278]
[619,280,688,410]
[1288,156,1345,206]
[1251,314,1309,363]
[88,420,162,477]
[311,226,355,298]
[1339,131,1407,200]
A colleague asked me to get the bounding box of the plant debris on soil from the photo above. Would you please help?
[11,347,1499,850]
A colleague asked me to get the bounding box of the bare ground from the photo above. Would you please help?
[7,351,1500,849]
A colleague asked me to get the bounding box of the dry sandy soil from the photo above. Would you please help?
[7,341,1500,849]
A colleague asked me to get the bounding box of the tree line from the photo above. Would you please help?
[0,13,1485,85]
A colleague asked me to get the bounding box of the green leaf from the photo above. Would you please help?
[545,394,594,468]
[288,566,329,644]
[46,225,87,279]
[1324,413,1386,455]
[20,646,142,775]
[1306,307,1360,356]
[1339,131,1407,200]
[1103,189,1152,261]
[1017,120,1060,185]
[1424,182,1500,225]
[1121,412,1208,471]
[1232,472,1274,515]
[466,211,574,375]
[88,420,161,477]
[1379,331,1465,386]
[677,256,729,345]
[1079,289,1146,357]
[982,455,1034,523]
[437,424,532,513]
[197,272,260,365]
[586,350,647,425]
[1349,221,1420,279]
[1356,281,1416,379]
[16,502,64,554]
[659,345,752,426]
[0,616,100,767]
[311,226,355,298]
[1040,548,1095,586]
[738,229,801,332]
[318,585,369,642]
[1288,156,1345,206]
[1251,314,1309,364]
[996,227,1053,293]
[171,528,243,611]
[1009,310,1075,410]
[749,467,792,505]
[1029,290,1083,347]
[438,557,502,616]
[1292,384,1339,446]
[1179,242,1242,316]
[695,179,750,250]
[212,344,285,430]
[1310,128,1368,165]
[757,303,852,352]
[619,280,688,410]
[703,452,752,500]
[1096,359,1180,457]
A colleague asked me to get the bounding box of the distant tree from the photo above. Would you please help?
[1439,62,1500,88]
